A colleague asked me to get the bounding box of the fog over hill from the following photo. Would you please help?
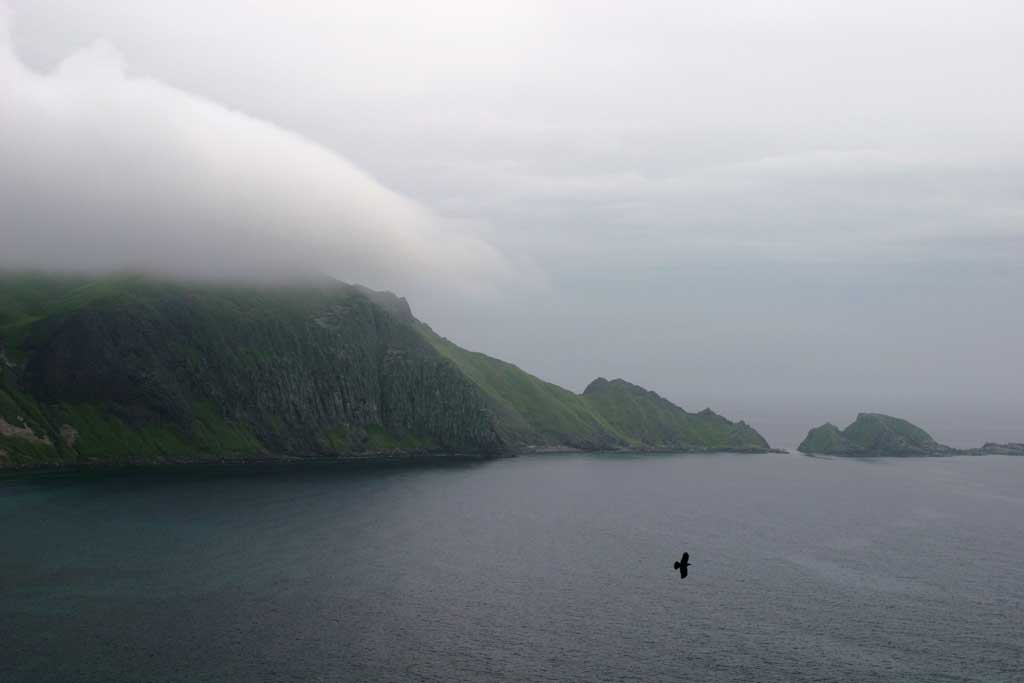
[2,1,1023,447]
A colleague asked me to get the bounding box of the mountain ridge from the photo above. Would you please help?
[0,272,774,467]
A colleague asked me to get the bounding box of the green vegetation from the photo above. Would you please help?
[0,271,502,466]
[798,423,851,454]
[419,326,770,452]
[364,425,439,452]
[418,324,619,448]
[798,413,955,457]
[581,378,770,451]
[0,272,772,467]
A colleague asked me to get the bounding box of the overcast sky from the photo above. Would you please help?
[2,1,1022,447]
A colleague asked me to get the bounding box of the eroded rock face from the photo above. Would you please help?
[60,424,78,448]
[0,417,52,446]
[13,282,504,463]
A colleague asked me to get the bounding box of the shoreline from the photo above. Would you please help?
[0,446,787,475]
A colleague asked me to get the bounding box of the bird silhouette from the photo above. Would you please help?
[673,552,690,579]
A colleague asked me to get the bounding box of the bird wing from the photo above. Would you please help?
[681,564,688,578]
[682,552,689,563]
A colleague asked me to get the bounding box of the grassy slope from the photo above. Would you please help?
[798,413,949,455]
[580,378,770,450]
[0,273,773,465]
[842,413,939,449]
[0,274,122,464]
[0,274,299,465]
[417,323,621,448]
[797,423,852,454]
[418,324,771,451]
[0,273,493,466]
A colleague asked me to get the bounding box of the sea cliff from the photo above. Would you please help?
[0,273,773,467]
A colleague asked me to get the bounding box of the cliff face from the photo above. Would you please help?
[0,273,773,467]
[1,276,502,466]
[798,413,957,457]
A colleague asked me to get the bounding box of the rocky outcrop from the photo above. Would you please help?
[973,442,1024,455]
[799,423,856,454]
[798,413,957,457]
[0,416,52,446]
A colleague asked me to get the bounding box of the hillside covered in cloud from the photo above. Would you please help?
[2,1,1023,446]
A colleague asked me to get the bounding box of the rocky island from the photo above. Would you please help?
[0,272,773,468]
[974,442,1024,455]
[798,413,957,457]
[799,413,1022,457]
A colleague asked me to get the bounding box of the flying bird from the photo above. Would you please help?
[674,552,691,579]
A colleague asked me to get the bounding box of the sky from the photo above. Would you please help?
[1,1,1022,447]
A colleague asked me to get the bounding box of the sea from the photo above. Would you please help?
[2,451,1022,682]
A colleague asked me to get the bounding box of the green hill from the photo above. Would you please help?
[418,328,769,451]
[0,272,772,467]
[581,378,770,451]
[416,324,619,449]
[798,413,956,457]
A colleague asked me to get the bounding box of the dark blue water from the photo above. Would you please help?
[2,452,1022,682]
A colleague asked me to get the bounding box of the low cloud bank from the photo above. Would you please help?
[0,9,521,298]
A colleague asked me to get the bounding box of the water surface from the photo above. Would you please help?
[2,452,1022,681]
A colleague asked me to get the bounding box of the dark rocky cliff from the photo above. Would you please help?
[0,273,774,467]
[1,276,502,465]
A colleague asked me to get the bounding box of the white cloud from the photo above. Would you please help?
[2,1,1023,446]
[0,7,526,299]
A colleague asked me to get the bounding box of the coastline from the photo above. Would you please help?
[0,444,788,475]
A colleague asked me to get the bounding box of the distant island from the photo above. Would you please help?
[798,413,1023,457]
[0,273,773,468]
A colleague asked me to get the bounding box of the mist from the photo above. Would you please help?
[2,1,1023,447]
[0,7,521,297]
